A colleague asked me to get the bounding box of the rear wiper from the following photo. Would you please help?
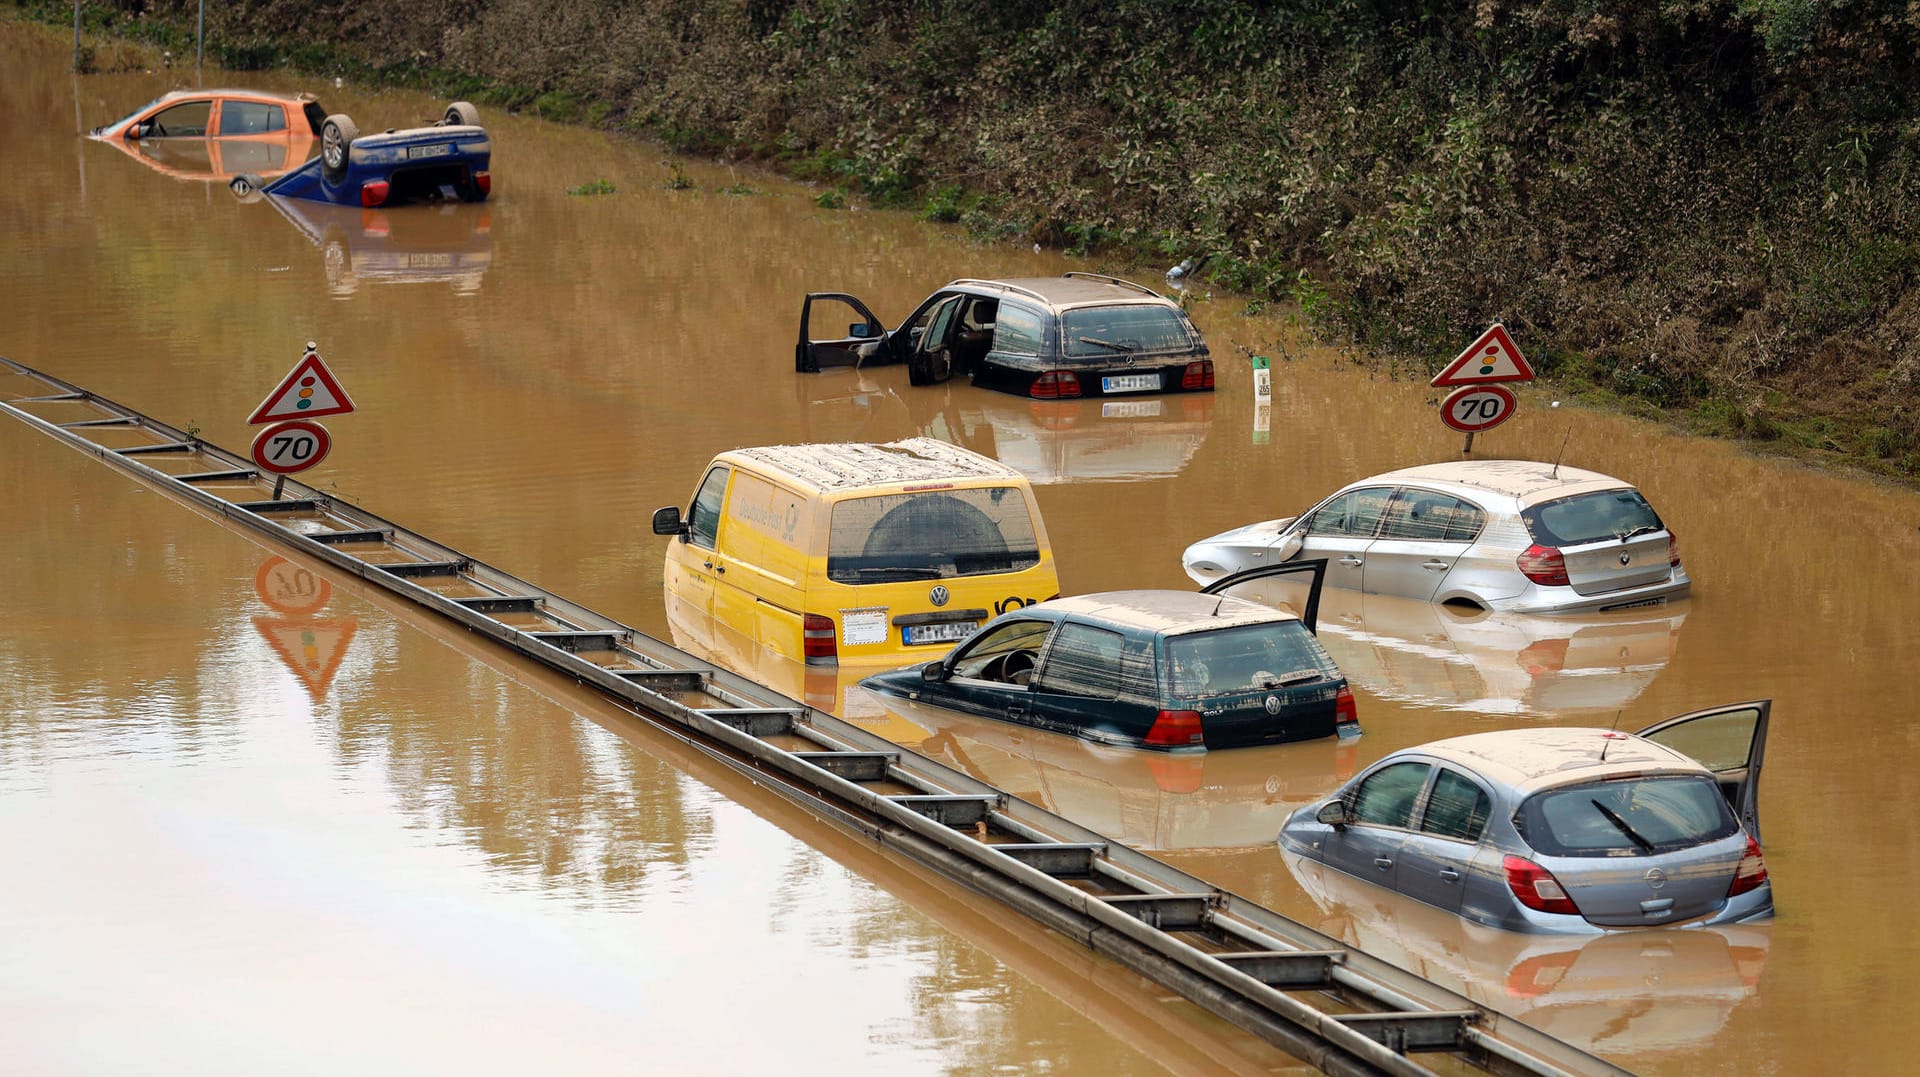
[1265,668,1323,687]
[1077,336,1135,352]
[1615,523,1660,542]
[855,566,943,581]
[1591,799,1655,853]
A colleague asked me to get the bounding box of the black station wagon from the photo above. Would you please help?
[859,590,1357,751]
[796,274,1214,399]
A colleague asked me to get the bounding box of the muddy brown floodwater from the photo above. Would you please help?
[4,18,1918,1075]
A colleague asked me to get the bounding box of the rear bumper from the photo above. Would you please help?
[1484,569,1691,615]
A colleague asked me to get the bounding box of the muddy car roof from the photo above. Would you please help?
[943,274,1175,312]
[1413,727,1708,795]
[1366,459,1631,507]
[1040,590,1299,635]
[722,437,1025,493]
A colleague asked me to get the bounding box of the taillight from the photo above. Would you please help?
[1516,543,1569,587]
[474,170,491,197]
[1031,371,1081,399]
[1726,836,1768,897]
[1667,530,1682,567]
[1334,685,1358,729]
[359,180,390,208]
[1181,360,1214,390]
[802,613,837,663]
[1145,709,1204,748]
[1503,854,1581,914]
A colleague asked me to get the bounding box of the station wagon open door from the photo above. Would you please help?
[1635,699,1770,844]
[797,293,886,372]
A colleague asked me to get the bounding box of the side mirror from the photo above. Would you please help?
[920,660,949,683]
[128,122,150,140]
[848,322,879,339]
[1315,800,1350,828]
[1274,532,1304,561]
[651,506,688,537]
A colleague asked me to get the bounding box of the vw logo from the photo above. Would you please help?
[1644,867,1668,890]
[1619,552,1632,565]
[929,585,950,607]
[1264,695,1282,715]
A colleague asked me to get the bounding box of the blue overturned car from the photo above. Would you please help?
[230,101,490,208]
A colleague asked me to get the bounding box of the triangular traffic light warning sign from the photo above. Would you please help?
[254,616,359,702]
[248,346,356,425]
[1429,324,1535,387]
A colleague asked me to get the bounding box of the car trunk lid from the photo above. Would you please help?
[1541,837,1748,927]
[1561,531,1675,595]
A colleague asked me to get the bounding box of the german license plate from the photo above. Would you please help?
[1101,399,1162,418]
[407,143,453,159]
[903,621,976,646]
[1101,373,1160,393]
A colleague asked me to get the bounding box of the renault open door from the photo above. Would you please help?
[1636,700,1770,843]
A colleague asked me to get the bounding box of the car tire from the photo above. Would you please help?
[228,173,266,202]
[321,114,358,183]
[443,101,479,127]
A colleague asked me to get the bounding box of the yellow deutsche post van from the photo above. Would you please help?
[652,438,1060,673]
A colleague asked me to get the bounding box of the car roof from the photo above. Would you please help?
[719,437,1026,494]
[1039,590,1300,635]
[1410,727,1709,795]
[150,89,316,105]
[1357,459,1634,508]
[943,275,1176,313]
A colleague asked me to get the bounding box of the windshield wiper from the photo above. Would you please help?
[1590,799,1656,853]
[1076,336,1136,352]
[1615,523,1660,542]
[854,566,944,582]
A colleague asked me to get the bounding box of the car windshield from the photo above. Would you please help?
[1515,775,1736,857]
[1061,305,1194,358]
[1161,620,1336,700]
[96,95,169,134]
[826,487,1040,583]
[1522,489,1664,545]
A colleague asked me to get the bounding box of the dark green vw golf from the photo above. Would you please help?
[860,590,1358,751]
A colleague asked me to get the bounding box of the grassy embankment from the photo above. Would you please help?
[29,0,1920,482]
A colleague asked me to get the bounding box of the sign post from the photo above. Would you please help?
[249,342,355,497]
[1430,324,1533,453]
[1251,355,1272,445]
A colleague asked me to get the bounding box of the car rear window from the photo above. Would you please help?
[1161,620,1337,700]
[1522,489,1664,546]
[827,488,1040,584]
[1061,305,1195,358]
[1515,775,1736,857]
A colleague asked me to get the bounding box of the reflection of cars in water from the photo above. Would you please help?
[847,687,1357,850]
[258,197,493,297]
[798,274,1214,399]
[921,386,1214,484]
[230,101,490,208]
[89,89,323,182]
[1282,848,1768,1055]
[1282,702,1772,933]
[861,588,1358,751]
[1183,460,1691,613]
[1208,572,1688,717]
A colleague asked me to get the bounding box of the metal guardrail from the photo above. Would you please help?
[0,355,1631,1077]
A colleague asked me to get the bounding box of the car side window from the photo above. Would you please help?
[921,295,964,354]
[688,466,729,549]
[1349,761,1431,828]
[950,620,1054,681]
[991,304,1046,355]
[1030,622,1125,698]
[1306,488,1393,538]
[1419,769,1492,842]
[1378,490,1486,542]
[219,101,286,135]
[146,100,212,137]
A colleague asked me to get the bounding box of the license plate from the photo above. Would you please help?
[407,143,453,159]
[1101,373,1160,393]
[1101,399,1162,418]
[404,253,454,268]
[903,621,977,646]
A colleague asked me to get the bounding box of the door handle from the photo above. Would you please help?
[714,564,726,574]
[1439,868,1461,882]
[1340,555,1364,566]
[702,560,713,569]
[1422,560,1450,571]
[1373,857,1394,871]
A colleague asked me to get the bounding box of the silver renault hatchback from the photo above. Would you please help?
[1280,701,1772,933]
[1181,459,1689,613]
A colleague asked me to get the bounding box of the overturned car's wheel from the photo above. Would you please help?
[443,100,479,127]
[321,114,359,183]
[228,172,266,201]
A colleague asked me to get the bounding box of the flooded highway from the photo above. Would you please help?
[5,17,1920,1074]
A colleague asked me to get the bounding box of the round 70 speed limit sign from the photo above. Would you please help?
[250,418,333,475]
[1439,384,1519,433]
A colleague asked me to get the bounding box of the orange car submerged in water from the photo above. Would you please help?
[89,88,325,182]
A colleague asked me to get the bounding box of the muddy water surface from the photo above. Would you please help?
[4,18,1918,1074]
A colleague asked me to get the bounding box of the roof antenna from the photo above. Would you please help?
[1549,419,1574,479]
[1600,710,1622,761]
